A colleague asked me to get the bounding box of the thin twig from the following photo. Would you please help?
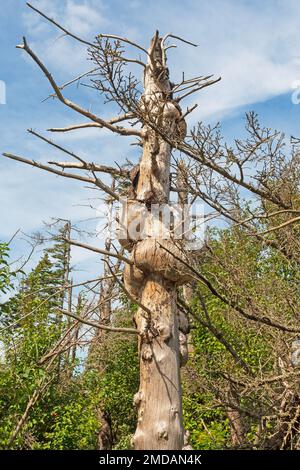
[16,37,143,138]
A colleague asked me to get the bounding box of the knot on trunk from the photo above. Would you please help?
[179,331,188,367]
[157,423,169,441]
[133,238,191,284]
[118,200,147,251]
[140,98,187,143]
[124,263,146,301]
[162,101,187,142]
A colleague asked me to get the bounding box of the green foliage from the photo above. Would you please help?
[0,242,13,294]
[0,234,139,450]
[183,391,230,449]
[0,237,71,449]
[86,311,139,449]
[2,219,297,450]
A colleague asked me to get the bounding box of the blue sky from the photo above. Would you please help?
[1,0,300,276]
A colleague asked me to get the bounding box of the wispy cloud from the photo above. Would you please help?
[22,0,110,75]
[139,0,300,121]
[21,0,300,121]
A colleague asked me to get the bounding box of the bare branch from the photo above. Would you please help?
[48,123,103,133]
[43,67,100,102]
[176,142,290,210]
[47,112,136,133]
[27,3,148,57]
[26,2,95,48]
[64,238,134,265]
[3,152,94,184]
[58,308,138,334]
[110,56,146,68]
[16,37,143,138]
[180,104,198,120]
[2,152,119,200]
[48,160,129,178]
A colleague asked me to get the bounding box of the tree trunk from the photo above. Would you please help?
[133,275,183,449]
[97,410,114,450]
[227,407,245,447]
[120,32,188,450]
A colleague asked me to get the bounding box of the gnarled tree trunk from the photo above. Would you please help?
[120,32,188,450]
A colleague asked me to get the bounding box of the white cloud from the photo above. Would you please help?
[20,0,300,120]
[64,1,108,36]
[139,0,300,121]
[22,0,110,75]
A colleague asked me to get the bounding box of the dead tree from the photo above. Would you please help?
[123,33,189,449]
[3,3,220,450]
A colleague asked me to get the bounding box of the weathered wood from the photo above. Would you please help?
[119,33,188,449]
[132,275,183,449]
